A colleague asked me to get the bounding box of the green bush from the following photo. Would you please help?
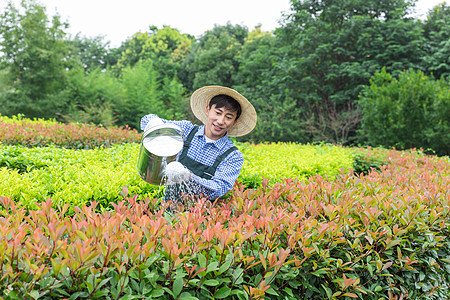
[350,147,389,176]
[238,142,354,188]
[61,67,124,127]
[0,141,357,211]
[0,147,48,173]
[117,60,190,129]
[358,68,450,156]
[0,144,158,211]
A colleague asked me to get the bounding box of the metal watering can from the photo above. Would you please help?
[137,118,184,185]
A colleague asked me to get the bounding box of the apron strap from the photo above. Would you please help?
[211,146,238,169]
[180,125,199,157]
[180,124,238,176]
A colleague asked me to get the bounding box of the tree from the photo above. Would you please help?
[233,28,304,142]
[114,26,194,78]
[67,34,111,73]
[182,23,248,92]
[0,0,73,118]
[60,67,124,126]
[234,27,276,89]
[421,2,450,79]
[116,60,189,129]
[359,68,449,155]
[261,0,425,144]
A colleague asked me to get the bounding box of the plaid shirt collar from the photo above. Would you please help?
[195,125,230,150]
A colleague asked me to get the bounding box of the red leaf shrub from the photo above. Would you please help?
[0,116,140,149]
[0,149,449,299]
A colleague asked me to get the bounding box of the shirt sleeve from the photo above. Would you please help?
[140,114,157,131]
[190,149,244,199]
[140,114,194,136]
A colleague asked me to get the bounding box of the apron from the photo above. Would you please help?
[164,125,237,203]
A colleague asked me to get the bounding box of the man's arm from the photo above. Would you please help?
[190,150,244,199]
[140,114,193,136]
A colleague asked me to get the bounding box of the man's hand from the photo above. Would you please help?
[164,161,191,185]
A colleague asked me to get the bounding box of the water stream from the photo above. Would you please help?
[160,161,202,212]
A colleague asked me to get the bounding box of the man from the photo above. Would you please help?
[140,85,257,202]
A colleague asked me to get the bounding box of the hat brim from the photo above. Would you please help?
[190,86,257,137]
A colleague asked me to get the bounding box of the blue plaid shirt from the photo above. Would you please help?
[140,114,244,199]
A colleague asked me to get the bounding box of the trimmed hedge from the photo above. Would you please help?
[2,115,447,299]
[238,142,354,188]
[0,115,140,149]
[0,144,157,211]
[0,141,357,210]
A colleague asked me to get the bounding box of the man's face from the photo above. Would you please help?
[204,104,238,140]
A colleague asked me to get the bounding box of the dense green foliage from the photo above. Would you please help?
[0,141,356,211]
[0,0,73,118]
[246,0,424,145]
[0,144,155,210]
[421,3,450,79]
[0,0,449,155]
[238,142,354,188]
[359,68,450,155]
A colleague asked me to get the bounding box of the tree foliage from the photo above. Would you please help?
[262,0,425,144]
[67,34,111,73]
[114,26,194,78]
[0,0,449,155]
[117,60,189,128]
[359,68,449,155]
[60,67,124,126]
[184,23,248,91]
[421,2,450,80]
[0,0,73,118]
[233,28,304,143]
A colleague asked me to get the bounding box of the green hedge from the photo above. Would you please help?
[0,142,359,210]
[0,144,156,210]
[238,142,355,188]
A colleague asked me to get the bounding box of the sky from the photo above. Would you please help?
[1,0,446,48]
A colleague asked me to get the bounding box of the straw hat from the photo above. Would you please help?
[190,86,257,137]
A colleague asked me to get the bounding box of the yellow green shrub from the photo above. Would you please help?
[238,142,354,187]
[0,144,157,210]
[0,142,357,210]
